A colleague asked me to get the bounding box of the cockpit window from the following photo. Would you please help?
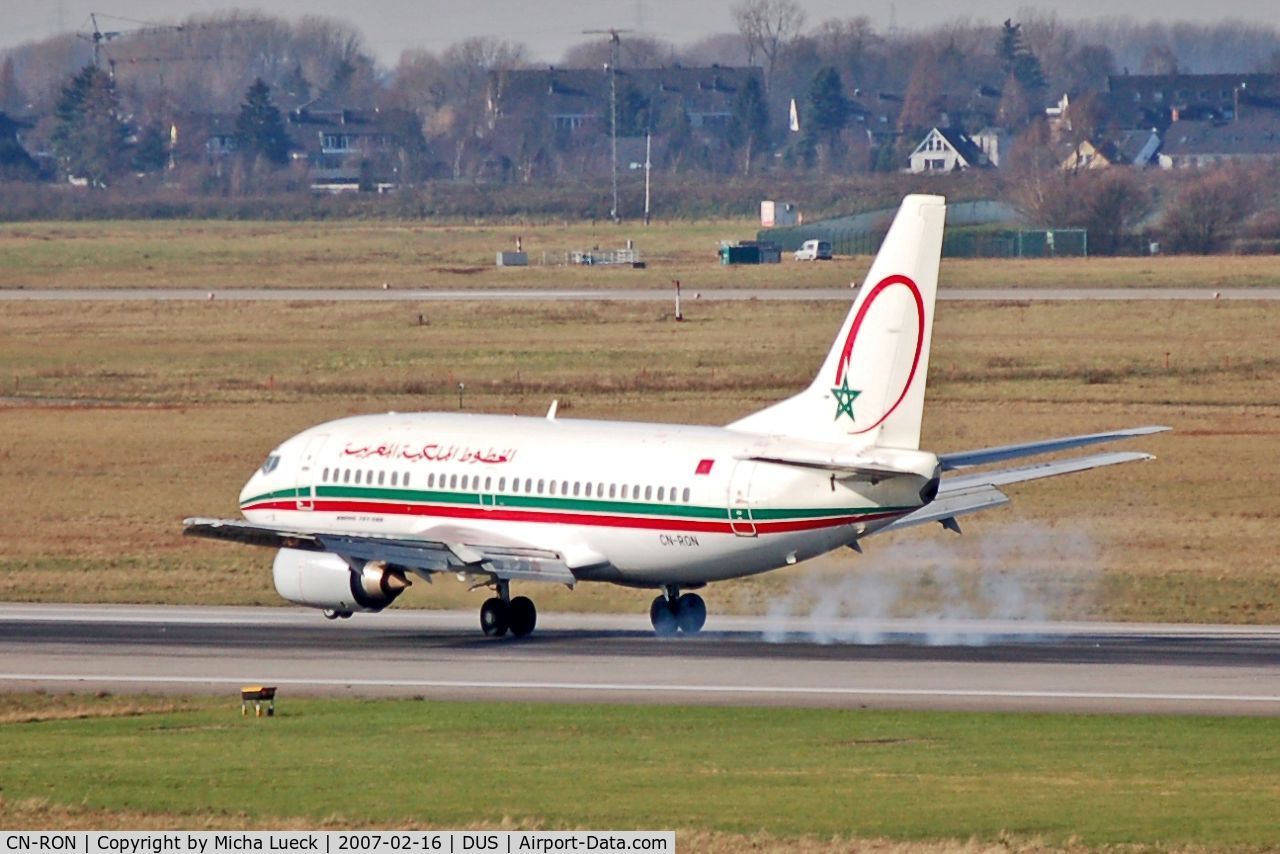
[260,454,281,475]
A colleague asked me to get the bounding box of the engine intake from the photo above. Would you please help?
[273,548,410,612]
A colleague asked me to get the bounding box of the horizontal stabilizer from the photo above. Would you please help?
[940,451,1155,492]
[940,426,1169,471]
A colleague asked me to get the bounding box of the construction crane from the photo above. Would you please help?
[583,28,632,223]
[79,13,190,70]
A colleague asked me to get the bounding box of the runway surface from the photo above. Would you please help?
[2,604,1277,716]
[2,287,1278,302]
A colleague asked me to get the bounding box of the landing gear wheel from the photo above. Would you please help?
[323,609,353,621]
[480,597,509,637]
[674,593,707,635]
[650,595,678,637]
[507,596,537,639]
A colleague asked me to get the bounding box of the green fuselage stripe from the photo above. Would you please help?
[242,485,915,523]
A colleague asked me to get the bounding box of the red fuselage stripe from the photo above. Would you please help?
[240,499,906,534]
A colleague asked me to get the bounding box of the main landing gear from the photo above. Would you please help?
[649,586,706,637]
[480,580,537,639]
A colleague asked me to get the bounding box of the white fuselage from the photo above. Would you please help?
[238,412,932,587]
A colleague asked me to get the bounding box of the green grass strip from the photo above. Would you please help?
[2,697,1277,845]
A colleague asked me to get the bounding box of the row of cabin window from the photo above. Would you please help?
[320,467,693,504]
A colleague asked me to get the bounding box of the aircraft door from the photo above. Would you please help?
[294,433,328,511]
[727,461,757,537]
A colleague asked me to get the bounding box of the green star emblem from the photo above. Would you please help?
[831,377,861,421]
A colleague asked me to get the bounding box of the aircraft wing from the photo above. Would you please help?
[876,449,1157,535]
[939,426,1169,470]
[182,518,578,586]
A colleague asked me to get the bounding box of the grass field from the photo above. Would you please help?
[2,219,1280,291]
[0,295,1276,622]
[0,693,1277,850]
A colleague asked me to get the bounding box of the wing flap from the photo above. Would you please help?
[182,518,577,586]
[940,425,1168,471]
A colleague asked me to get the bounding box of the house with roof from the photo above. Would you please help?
[1104,73,1280,130]
[1156,109,1280,169]
[1060,129,1161,170]
[907,127,991,173]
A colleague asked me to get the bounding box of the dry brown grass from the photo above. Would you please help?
[0,692,200,724]
[2,219,1280,291]
[0,297,1276,622]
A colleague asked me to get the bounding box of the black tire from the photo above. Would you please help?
[649,595,678,637]
[507,596,537,639]
[480,597,509,637]
[674,593,707,634]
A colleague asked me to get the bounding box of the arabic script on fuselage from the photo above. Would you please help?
[341,441,517,465]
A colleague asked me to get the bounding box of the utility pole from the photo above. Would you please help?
[584,28,631,223]
[643,131,652,225]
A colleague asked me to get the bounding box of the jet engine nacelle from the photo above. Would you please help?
[272,548,409,612]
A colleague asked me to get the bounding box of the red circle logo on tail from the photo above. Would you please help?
[833,274,925,434]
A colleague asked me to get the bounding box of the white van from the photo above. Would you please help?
[794,239,833,261]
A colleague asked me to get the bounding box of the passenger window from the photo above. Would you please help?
[427,473,435,488]
[525,478,533,493]
[498,477,505,491]
[657,486,664,501]
[354,470,362,485]
[378,471,385,486]
[343,469,350,484]
[573,482,581,497]
[512,478,520,494]
[644,485,652,500]
[485,476,492,491]
[609,484,616,498]
[391,472,398,486]
[561,480,569,495]
[549,480,557,496]
[322,467,329,482]
[584,483,592,497]
[537,479,545,494]
[404,473,410,487]
[683,487,690,502]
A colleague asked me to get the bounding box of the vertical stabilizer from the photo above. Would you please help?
[728,194,946,450]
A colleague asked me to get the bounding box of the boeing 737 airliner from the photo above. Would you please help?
[185,195,1166,638]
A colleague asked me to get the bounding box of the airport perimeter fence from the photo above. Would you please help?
[758,225,1090,258]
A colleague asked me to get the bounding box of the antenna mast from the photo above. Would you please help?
[583,27,631,223]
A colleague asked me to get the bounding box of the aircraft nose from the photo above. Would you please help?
[239,472,263,509]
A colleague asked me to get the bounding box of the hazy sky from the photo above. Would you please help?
[5,0,1279,66]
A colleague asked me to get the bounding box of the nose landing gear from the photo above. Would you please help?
[649,586,706,637]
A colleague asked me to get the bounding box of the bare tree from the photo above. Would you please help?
[732,0,806,88]
[1163,166,1259,253]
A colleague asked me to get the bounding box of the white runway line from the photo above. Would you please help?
[2,673,1278,705]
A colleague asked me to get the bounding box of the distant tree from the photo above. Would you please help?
[235,78,290,167]
[999,20,1047,98]
[616,82,652,137]
[279,62,312,107]
[0,113,38,180]
[729,73,769,174]
[132,122,170,173]
[1163,166,1258,253]
[1141,44,1180,75]
[0,58,25,114]
[805,66,847,167]
[50,65,129,186]
[897,52,942,133]
[732,0,806,89]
